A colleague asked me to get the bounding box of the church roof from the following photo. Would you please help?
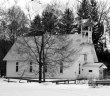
[3,34,98,63]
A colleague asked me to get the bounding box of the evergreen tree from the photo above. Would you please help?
[90,0,98,22]
[42,9,58,34]
[90,0,104,45]
[58,8,74,34]
[92,22,104,44]
[30,15,43,36]
[90,0,104,63]
[77,0,90,19]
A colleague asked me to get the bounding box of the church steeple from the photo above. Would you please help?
[81,19,93,43]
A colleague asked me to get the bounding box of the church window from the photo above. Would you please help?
[60,62,63,73]
[84,54,87,62]
[16,62,19,72]
[79,64,80,74]
[89,70,92,72]
[30,62,32,72]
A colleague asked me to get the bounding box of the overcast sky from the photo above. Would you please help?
[0,0,109,9]
[0,0,77,19]
[0,0,74,8]
[0,0,71,17]
[0,0,110,19]
[0,0,76,10]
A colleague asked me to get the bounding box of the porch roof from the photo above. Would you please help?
[82,62,107,68]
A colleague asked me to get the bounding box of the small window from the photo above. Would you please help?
[16,62,19,72]
[84,54,87,62]
[79,64,80,74]
[30,62,32,72]
[60,62,63,73]
[89,70,92,72]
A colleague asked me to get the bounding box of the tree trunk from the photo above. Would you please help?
[43,63,45,82]
[39,62,42,83]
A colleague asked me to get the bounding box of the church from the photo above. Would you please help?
[3,19,107,80]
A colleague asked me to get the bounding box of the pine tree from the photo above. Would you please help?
[58,8,74,34]
[92,22,104,44]
[90,0,104,49]
[77,0,90,19]
[90,0,104,44]
[90,0,98,22]
[30,15,43,36]
[42,9,58,34]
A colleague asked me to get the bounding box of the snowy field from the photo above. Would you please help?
[0,78,110,96]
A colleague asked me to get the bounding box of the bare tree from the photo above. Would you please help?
[14,31,80,83]
[2,5,29,44]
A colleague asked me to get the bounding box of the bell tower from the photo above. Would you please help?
[81,19,93,43]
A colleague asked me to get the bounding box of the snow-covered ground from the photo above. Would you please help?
[0,78,110,96]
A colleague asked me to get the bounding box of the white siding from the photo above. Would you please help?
[7,61,19,77]
[56,62,79,79]
[82,66,100,79]
[6,61,39,78]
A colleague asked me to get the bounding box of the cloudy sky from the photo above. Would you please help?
[0,0,77,19]
[0,0,109,9]
[0,0,73,17]
[0,0,74,8]
[0,0,76,10]
[0,0,109,19]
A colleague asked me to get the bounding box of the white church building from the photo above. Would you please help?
[3,19,107,80]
